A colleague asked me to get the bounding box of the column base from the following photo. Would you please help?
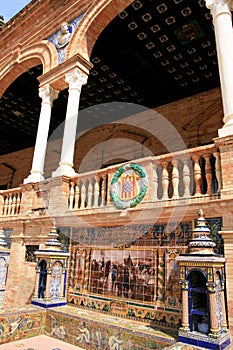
[178,329,231,350]
[218,125,233,138]
[52,163,77,178]
[24,171,44,184]
[31,297,67,308]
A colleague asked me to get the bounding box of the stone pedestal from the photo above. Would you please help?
[176,210,231,349]
[31,223,69,308]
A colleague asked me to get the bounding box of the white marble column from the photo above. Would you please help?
[24,85,58,184]
[52,68,87,177]
[205,0,233,137]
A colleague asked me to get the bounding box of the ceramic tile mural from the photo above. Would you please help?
[0,306,46,345]
[90,249,155,302]
[68,222,192,329]
[45,306,176,349]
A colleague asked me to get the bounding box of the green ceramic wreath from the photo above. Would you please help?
[110,163,148,210]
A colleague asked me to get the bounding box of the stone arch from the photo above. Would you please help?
[66,0,134,61]
[73,122,165,173]
[0,40,58,97]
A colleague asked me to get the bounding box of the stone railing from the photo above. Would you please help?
[68,168,108,210]
[0,144,222,216]
[151,143,221,201]
[0,187,22,216]
[68,144,221,210]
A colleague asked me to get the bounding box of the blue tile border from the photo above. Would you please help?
[31,300,67,308]
[178,335,231,349]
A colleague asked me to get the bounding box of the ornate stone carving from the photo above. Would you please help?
[205,0,233,18]
[54,22,74,49]
[65,68,88,91]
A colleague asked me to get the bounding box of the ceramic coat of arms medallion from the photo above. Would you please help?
[110,163,148,209]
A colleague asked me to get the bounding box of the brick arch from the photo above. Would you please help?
[74,122,165,172]
[66,0,134,61]
[0,40,58,97]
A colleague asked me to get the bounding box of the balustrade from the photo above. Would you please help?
[0,188,22,216]
[0,144,222,217]
[69,170,108,210]
[68,144,221,210]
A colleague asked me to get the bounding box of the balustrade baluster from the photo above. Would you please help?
[172,159,179,199]
[80,180,87,209]
[12,194,17,215]
[5,195,9,215]
[74,180,80,209]
[183,159,191,197]
[161,161,169,200]
[0,194,4,215]
[3,196,7,216]
[93,176,100,208]
[192,155,202,196]
[8,194,13,215]
[87,179,93,208]
[204,153,213,195]
[69,182,75,209]
[101,175,107,207]
[213,151,222,193]
[16,193,21,214]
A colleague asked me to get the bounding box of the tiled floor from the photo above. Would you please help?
[0,335,84,349]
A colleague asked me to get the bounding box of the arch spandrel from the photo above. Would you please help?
[0,40,58,97]
[65,0,134,61]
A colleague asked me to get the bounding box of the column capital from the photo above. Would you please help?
[181,280,189,290]
[205,0,233,18]
[39,84,59,105]
[65,68,88,91]
[207,282,216,293]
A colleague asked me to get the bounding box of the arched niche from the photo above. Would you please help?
[187,269,209,334]
[38,259,47,299]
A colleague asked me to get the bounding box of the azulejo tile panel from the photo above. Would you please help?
[0,306,46,345]
[45,305,176,350]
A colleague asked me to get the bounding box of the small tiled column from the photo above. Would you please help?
[208,283,221,337]
[24,85,58,184]
[205,0,233,137]
[156,250,165,303]
[220,282,228,331]
[52,68,88,177]
[181,280,190,331]
[33,266,40,298]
